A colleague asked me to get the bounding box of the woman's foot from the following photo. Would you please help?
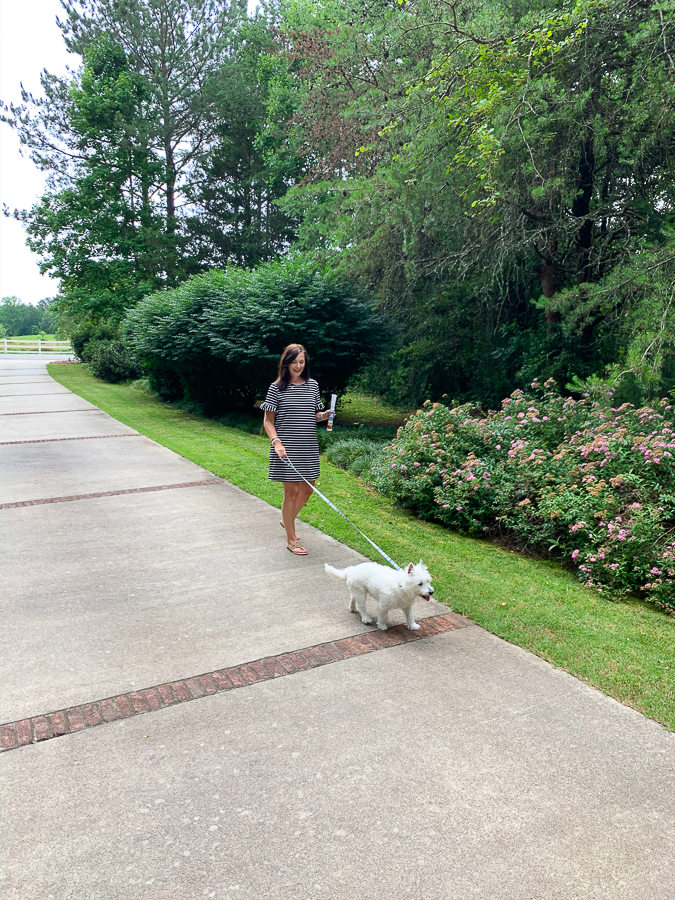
[281,520,299,541]
[287,539,308,556]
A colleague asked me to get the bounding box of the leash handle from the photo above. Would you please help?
[326,394,337,433]
[282,456,401,571]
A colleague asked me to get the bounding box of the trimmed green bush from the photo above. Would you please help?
[88,340,142,383]
[71,320,118,362]
[323,437,383,476]
[123,257,385,413]
[368,379,675,610]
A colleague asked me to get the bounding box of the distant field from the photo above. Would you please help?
[4,334,57,340]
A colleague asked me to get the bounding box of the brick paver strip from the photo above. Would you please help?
[66,709,85,732]
[82,704,102,727]
[1,434,139,445]
[0,613,470,752]
[0,479,222,510]
[0,409,99,416]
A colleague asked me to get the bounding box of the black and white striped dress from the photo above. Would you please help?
[261,379,325,482]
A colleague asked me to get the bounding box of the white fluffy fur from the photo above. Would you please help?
[325,560,434,630]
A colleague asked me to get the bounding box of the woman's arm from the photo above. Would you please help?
[264,410,287,457]
[315,409,330,423]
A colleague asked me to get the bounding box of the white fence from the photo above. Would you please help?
[2,339,73,355]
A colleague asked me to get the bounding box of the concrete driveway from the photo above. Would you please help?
[1,355,674,900]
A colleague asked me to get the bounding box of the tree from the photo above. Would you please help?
[3,0,302,328]
[266,0,675,404]
[7,35,167,325]
[183,20,302,268]
[0,297,42,336]
[36,298,60,334]
[57,0,247,251]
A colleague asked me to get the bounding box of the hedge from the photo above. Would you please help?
[123,257,385,413]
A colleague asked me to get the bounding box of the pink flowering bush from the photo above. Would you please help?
[370,379,675,611]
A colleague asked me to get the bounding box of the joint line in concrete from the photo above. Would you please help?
[1,434,139,446]
[0,409,99,416]
[0,479,222,509]
[0,392,72,398]
[0,613,471,752]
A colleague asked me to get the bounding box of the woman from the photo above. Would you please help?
[262,344,330,555]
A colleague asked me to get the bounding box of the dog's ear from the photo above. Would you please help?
[407,563,414,575]
[419,559,423,567]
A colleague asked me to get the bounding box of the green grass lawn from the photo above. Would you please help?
[336,390,410,426]
[5,334,58,340]
[48,363,675,730]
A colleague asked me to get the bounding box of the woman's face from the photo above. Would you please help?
[289,352,305,379]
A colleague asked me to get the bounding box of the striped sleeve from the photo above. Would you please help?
[260,383,280,412]
[314,382,325,411]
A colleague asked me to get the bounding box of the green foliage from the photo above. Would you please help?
[323,436,384,477]
[267,0,675,407]
[123,255,386,413]
[0,297,59,337]
[552,237,675,402]
[369,380,675,610]
[0,297,40,336]
[4,0,672,415]
[58,0,247,266]
[3,1,300,330]
[0,296,60,336]
[70,320,118,361]
[6,35,168,325]
[318,421,395,451]
[184,20,301,268]
[87,339,142,382]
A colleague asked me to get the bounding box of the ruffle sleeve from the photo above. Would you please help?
[260,383,279,412]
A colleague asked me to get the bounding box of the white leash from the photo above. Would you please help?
[282,456,401,571]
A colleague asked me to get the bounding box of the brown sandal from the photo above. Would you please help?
[287,539,308,556]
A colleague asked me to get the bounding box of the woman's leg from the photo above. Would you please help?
[282,481,315,551]
[281,482,301,544]
[293,481,315,517]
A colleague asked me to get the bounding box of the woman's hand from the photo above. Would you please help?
[274,440,287,458]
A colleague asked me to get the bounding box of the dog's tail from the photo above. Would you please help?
[325,563,348,581]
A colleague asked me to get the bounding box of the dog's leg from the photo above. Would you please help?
[376,601,389,631]
[404,606,421,631]
[351,585,373,625]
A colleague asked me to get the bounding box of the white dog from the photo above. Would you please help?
[325,560,434,630]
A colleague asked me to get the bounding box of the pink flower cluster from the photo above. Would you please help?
[375,386,674,609]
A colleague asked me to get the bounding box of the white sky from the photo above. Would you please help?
[1,0,73,304]
[1,0,260,306]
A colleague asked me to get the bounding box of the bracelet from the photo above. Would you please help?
[271,437,281,445]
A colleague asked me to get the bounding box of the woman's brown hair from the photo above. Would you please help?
[274,344,310,391]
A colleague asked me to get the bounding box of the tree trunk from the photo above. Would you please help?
[165,138,176,232]
[572,137,595,284]
[164,129,178,282]
[540,249,559,332]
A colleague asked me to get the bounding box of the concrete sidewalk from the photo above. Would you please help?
[1,355,674,900]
